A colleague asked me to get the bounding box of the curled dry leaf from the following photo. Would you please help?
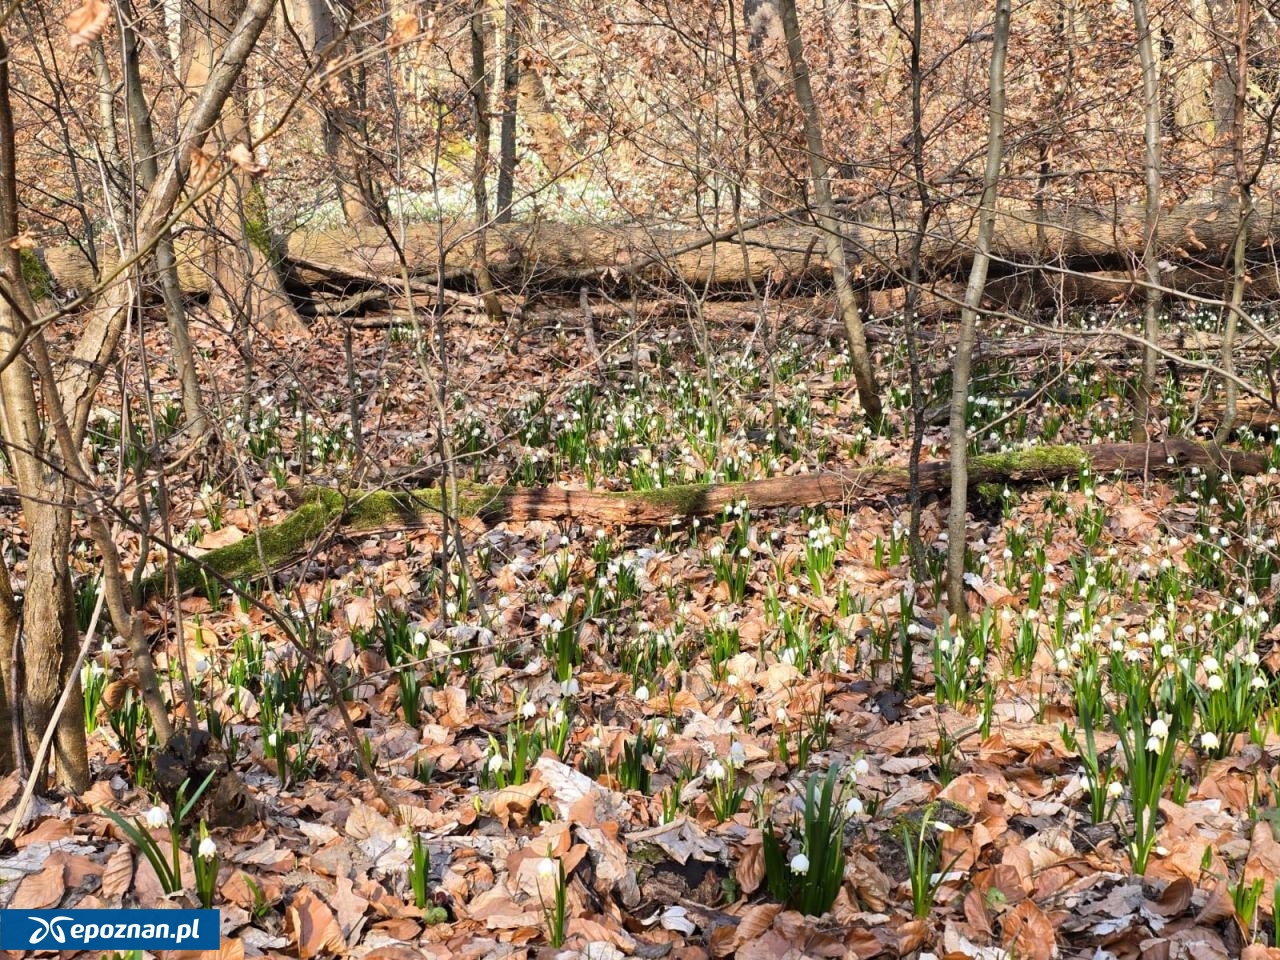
[226,143,268,176]
[66,0,110,48]
[187,147,221,195]
[1001,900,1057,960]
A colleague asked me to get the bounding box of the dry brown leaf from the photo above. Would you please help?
[187,147,221,194]
[12,861,65,909]
[344,803,398,842]
[226,143,268,176]
[432,686,467,727]
[331,875,370,939]
[491,778,546,827]
[99,843,133,901]
[732,903,782,946]
[1245,820,1280,891]
[66,0,109,47]
[287,887,347,959]
[389,12,418,46]
[734,839,765,894]
[195,526,245,551]
[1001,900,1056,960]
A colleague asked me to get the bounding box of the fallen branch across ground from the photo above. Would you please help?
[166,439,1262,593]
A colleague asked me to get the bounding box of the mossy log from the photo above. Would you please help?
[168,439,1263,592]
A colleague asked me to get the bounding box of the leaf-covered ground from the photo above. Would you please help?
[4,300,1280,960]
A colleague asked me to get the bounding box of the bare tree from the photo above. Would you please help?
[777,0,881,423]
[0,0,277,790]
[946,0,1010,617]
[1131,0,1163,442]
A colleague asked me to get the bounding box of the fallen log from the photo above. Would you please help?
[36,198,1280,311]
[166,439,1262,592]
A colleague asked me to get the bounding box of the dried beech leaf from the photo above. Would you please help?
[67,0,110,47]
[226,143,268,176]
[99,844,133,901]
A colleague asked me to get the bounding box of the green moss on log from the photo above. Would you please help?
[971,445,1087,476]
[20,249,53,301]
[167,491,343,593]
[610,484,715,514]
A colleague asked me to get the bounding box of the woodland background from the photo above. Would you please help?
[0,0,1277,958]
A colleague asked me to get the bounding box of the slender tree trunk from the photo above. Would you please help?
[947,0,1010,618]
[184,0,301,333]
[1131,0,1162,442]
[123,20,207,438]
[470,0,503,320]
[905,0,929,575]
[777,0,881,422]
[1216,0,1250,441]
[495,0,518,222]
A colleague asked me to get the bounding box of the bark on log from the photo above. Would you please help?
[36,197,1280,311]
[167,439,1261,591]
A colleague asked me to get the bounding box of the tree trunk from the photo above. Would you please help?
[123,19,207,438]
[469,0,503,320]
[184,0,302,333]
[1216,0,1251,442]
[495,0,518,222]
[778,0,880,421]
[948,0,1010,618]
[1131,0,1162,442]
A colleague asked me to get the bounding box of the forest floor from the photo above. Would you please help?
[1,293,1279,960]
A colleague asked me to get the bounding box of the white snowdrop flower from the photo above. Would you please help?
[775,706,789,723]
[635,685,650,702]
[1206,674,1224,691]
[969,656,981,669]
[267,733,278,748]
[144,806,170,829]
[488,753,505,773]
[445,602,458,618]
[198,836,217,859]
[1125,648,1143,663]
[561,678,580,696]
[790,853,809,874]
[787,584,799,598]
[413,631,427,648]
[933,821,955,834]
[706,759,727,781]
[854,758,870,777]
[537,857,558,878]
[539,613,553,628]
[1107,781,1124,799]
[1160,644,1174,659]
[729,742,747,768]
[845,796,864,817]
[1149,718,1169,739]
[1253,676,1268,689]
[1245,651,1261,667]
[1202,655,1220,673]
[520,700,538,719]
[727,674,740,688]
[1201,732,1221,751]
[779,648,797,665]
